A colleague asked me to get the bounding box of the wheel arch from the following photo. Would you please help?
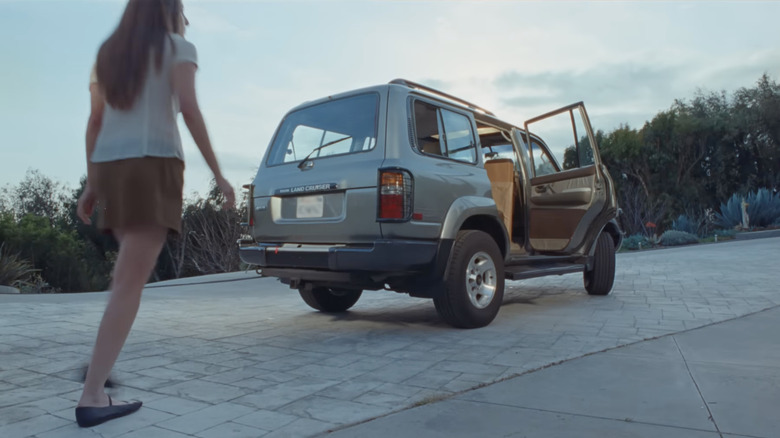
[601,219,623,251]
[439,196,509,260]
[586,219,622,269]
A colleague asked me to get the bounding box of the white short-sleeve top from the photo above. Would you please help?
[90,34,197,163]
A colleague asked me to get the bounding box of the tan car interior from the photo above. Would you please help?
[478,126,525,248]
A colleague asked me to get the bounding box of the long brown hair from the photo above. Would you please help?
[96,0,184,110]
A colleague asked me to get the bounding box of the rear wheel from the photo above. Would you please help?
[584,233,616,295]
[299,287,362,312]
[434,230,505,328]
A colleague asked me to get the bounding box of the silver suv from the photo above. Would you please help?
[239,79,622,328]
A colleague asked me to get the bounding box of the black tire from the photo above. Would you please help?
[584,232,616,295]
[299,287,362,313]
[434,230,505,329]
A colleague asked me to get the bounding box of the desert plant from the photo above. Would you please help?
[659,230,699,246]
[746,188,780,228]
[0,243,36,286]
[714,188,780,229]
[671,214,704,236]
[714,194,744,229]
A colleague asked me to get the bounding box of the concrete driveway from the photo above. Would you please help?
[0,238,778,437]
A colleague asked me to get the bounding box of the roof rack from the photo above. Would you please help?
[389,78,495,117]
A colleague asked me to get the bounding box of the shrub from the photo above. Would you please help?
[714,194,744,229]
[0,243,36,286]
[0,214,108,292]
[621,234,652,250]
[671,214,703,236]
[746,188,780,228]
[714,188,780,229]
[659,230,699,246]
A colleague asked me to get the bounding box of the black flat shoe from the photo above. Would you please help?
[75,396,142,428]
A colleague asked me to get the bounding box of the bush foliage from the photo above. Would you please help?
[671,214,704,236]
[0,242,36,287]
[715,188,780,229]
[621,234,652,250]
[659,230,700,246]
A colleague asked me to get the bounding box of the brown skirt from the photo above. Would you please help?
[93,157,185,234]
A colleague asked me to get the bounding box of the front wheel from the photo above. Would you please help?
[299,287,362,313]
[434,230,505,328]
[584,233,616,295]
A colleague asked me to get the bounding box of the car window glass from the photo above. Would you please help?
[413,100,444,156]
[526,107,597,172]
[266,93,378,166]
[287,126,352,162]
[531,140,558,177]
[562,109,596,170]
[441,110,476,163]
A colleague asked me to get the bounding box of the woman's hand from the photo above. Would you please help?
[77,185,97,225]
[216,176,235,210]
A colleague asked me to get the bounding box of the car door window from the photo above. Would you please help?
[562,111,596,170]
[413,100,444,156]
[413,100,476,163]
[440,110,477,163]
[526,107,597,172]
[531,139,558,177]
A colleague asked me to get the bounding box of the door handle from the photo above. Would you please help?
[534,185,549,193]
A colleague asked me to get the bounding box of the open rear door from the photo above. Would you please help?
[523,103,610,253]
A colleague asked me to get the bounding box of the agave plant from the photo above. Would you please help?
[714,188,780,230]
[0,243,36,287]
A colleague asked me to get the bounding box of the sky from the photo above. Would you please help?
[1,0,779,199]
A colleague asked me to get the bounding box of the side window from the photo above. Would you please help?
[531,140,558,177]
[413,100,476,163]
[562,113,595,170]
[413,101,444,156]
[526,106,597,172]
[441,110,477,163]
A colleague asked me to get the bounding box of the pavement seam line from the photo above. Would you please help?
[313,306,780,436]
[672,335,724,438]
[453,401,724,435]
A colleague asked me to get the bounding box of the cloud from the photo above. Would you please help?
[496,62,682,109]
[489,48,780,132]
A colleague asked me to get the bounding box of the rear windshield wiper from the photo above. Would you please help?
[297,136,352,169]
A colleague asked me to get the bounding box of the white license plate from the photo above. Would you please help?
[296,195,324,218]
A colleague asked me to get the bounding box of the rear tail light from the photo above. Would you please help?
[378,169,413,221]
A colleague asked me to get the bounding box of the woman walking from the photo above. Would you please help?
[76,0,234,427]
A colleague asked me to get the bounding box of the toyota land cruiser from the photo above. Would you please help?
[239,79,622,328]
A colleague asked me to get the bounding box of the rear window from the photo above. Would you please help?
[266,93,379,166]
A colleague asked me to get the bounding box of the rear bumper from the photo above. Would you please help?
[239,240,438,272]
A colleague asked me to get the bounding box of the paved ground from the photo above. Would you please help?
[0,238,777,437]
[328,306,780,438]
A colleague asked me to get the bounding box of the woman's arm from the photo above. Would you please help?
[85,83,105,187]
[78,83,105,225]
[172,62,235,208]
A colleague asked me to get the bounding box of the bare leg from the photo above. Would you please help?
[78,225,168,407]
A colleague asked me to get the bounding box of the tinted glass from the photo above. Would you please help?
[441,110,476,163]
[267,94,378,166]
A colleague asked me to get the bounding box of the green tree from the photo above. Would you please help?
[11,169,70,225]
[0,214,109,292]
